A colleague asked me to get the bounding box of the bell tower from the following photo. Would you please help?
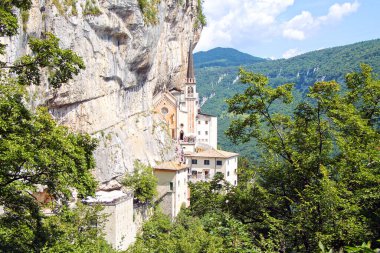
[185,41,197,135]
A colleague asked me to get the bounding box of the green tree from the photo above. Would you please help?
[128,210,224,253]
[0,65,100,253]
[0,0,32,55]
[224,66,380,252]
[188,173,228,217]
[41,203,116,253]
[122,160,157,203]
[0,2,112,251]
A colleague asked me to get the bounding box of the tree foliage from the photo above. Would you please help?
[221,65,380,252]
[122,161,158,203]
[3,33,85,88]
[0,0,32,54]
[0,1,112,251]
[128,209,259,253]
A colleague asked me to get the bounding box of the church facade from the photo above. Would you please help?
[153,43,238,186]
[153,43,218,153]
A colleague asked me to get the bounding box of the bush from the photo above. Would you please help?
[122,161,157,203]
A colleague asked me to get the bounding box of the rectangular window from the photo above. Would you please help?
[205,121,208,124]
[170,182,173,191]
[204,160,210,165]
[192,159,197,164]
[216,160,223,166]
[198,131,201,135]
[205,131,208,135]
[198,121,201,124]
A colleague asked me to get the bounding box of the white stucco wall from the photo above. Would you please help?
[154,168,189,218]
[102,198,135,250]
[85,191,135,251]
[224,156,238,186]
[187,156,238,185]
[196,115,217,149]
[174,168,189,215]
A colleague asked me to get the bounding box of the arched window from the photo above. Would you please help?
[179,130,184,140]
[188,86,194,95]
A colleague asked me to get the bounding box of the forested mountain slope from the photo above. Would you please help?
[194,47,266,68]
[195,39,380,158]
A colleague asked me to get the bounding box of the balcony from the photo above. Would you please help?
[179,136,196,144]
[188,171,212,183]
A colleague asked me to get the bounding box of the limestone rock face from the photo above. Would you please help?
[4,0,201,183]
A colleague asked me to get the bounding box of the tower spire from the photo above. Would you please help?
[186,41,195,83]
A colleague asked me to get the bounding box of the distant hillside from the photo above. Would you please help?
[194,47,266,68]
[195,39,380,159]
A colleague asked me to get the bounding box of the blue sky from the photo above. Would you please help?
[195,0,380,59]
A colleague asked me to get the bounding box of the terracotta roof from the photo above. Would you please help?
[154,161,188,171]
[185,149,239,159]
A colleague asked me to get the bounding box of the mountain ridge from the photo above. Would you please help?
[194,47,266,68]
[194,38,380,158]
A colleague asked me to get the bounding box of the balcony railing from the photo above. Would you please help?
[188,173,212,183]
[179,136,196,144]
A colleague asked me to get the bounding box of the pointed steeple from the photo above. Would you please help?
[186,41,196,83]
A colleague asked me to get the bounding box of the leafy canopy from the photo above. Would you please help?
[222,65,380,252]
[122,160,158,203]
[0,1,111,251]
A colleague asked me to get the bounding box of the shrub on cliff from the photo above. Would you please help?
[122,161,158,203]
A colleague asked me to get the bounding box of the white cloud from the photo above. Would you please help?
[195,0,360,54]
[282,48,303,59]
[281,1,360,41]
[283,29,305,40]
[324,1,360,20]
[196,0,295,51]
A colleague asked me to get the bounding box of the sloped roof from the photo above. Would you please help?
[152,91,177,108]
[197,112,216,118]
[185,149,239,159]
[154,161,188,171]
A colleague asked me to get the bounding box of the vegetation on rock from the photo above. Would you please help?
[83,0,101,16]
[138,0,161,25]
[195,0,206,29]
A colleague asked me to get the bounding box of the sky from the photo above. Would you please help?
[195,0,380,59]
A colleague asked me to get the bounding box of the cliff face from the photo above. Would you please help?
[4,0,201,183]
